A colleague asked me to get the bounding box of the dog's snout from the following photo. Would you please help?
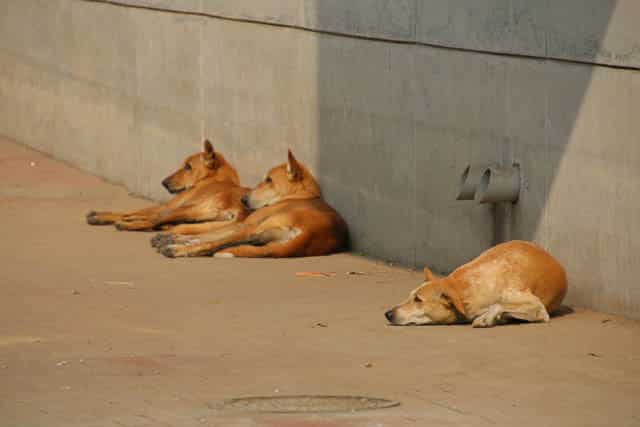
[241,194,249,207]
[161,178,171,190]
[384,310,394,322]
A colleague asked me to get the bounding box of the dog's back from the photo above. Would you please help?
[237,150,349,257]
[452,240,568,312]
[244,197,348,256]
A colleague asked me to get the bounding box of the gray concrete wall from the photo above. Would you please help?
[1,0,639,318]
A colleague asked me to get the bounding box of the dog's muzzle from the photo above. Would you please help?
[241,194,250,209]
[162,178,181,194]
[161,178,171,191]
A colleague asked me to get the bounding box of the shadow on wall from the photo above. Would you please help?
[312,1,628,310]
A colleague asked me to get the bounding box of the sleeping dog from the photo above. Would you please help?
[385,241,567,328]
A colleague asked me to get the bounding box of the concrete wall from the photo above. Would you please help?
[1,0,639,318]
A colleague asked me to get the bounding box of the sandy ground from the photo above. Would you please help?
[1,137,639,427]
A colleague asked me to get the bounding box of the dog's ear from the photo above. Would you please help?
[423,266,436,282]
[440,281,466,317]
[286,149,302,181]
[202,139,216,168]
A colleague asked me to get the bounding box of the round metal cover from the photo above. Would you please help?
[221,395,400,413]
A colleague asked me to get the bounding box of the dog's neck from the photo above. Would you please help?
[210,160,241,185]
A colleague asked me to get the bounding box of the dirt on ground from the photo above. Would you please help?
[1,137,639,427]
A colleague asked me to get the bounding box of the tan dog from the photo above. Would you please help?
[86,140,249,233]
[151,150,348,258]
[385,241,567,328]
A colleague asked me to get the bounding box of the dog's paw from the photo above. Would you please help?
[114,222,126,231]
[472,305,504,328]
[472,317,494,328]
[86,211,109,225]
[472,312,502,328]
[159,244,185,258]
[159,245,177,258]
[472,312,496,328]
[151,233,174,248]
[86,212,97,225]
[538,309,550,323]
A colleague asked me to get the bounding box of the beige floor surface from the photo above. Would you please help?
[1,137,639,427]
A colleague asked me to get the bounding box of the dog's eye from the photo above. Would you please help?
[184,163,192,171]
[265,176,272,183]
[413,295,423,303]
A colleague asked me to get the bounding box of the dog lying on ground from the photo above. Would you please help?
[151,150,348,258]
[385,241,567,328]
[86,140,249,233]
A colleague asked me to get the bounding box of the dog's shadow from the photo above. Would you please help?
[507,305,574,325]
[551,305,574,318]
[384,305,575,328]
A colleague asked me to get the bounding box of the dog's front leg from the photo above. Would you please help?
[472,290,550,328]
[158,224,250,257]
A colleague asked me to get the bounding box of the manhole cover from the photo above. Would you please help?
[220,395,400,413]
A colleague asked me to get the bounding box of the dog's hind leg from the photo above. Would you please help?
[161,220,238,236]
[158,225,286,258]
[213,244,279,258]
[120,206,165,222]
[160,237,241,258]
[114,220,158,231]
[472,290,550,328]
[86,211,125,225]
[115,205,199,231]
[87,206,163,225]
[214,229,309,258]
[150,221,238,248]
[118,204,229,232]
[159,225,250,257]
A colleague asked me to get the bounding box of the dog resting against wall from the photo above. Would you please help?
[151,150,349,258]
[385,241,567,328]
[86,140,249,233]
